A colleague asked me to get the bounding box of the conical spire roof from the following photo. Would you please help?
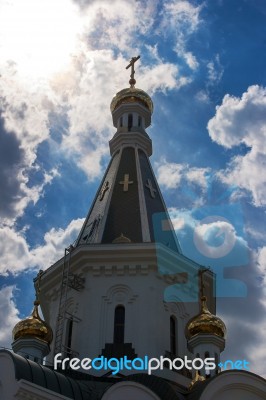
[75,57,181,253]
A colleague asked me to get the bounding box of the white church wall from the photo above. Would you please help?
[200,371,266,400]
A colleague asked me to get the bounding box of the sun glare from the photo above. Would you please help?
[0,0,81,80]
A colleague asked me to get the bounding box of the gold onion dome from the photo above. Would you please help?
[110,87,153,114]
[12,300,53,344]
[186,296,226,340]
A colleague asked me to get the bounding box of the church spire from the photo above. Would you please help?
[76,58,181,253]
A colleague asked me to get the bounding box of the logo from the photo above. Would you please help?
[218,359,250,371]
[54,354,250,374]
[54,353,216,375]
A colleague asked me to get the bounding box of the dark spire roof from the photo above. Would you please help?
[75,60,181,253]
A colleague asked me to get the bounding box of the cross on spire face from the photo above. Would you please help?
[99,181,109,201]
[119,174,133,192]
[126,55,140,87]
[145,179,157,198]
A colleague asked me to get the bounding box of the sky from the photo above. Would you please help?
[0,0,265,378]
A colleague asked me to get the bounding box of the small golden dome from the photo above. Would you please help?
[110,87,153,114]
[112,233,132,244]
[186,296,226,340]
[12,300,53,345]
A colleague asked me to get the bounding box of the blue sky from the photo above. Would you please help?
[0,0,266,378]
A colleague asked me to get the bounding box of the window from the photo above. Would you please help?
[170,316,176,355]
[138,115,142,127]
[114,305,125,344]
[120,117,123,127]
[215,353,219,373]
[128,114,133,131]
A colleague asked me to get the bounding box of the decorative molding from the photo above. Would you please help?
[82,264,152,276]
[103,284,138,305]
[163,301,189,320]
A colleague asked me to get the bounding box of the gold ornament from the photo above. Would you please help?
[110,87,153,114]
[186,296,226,339]
[12,270,53,344]
[112,233,132,244]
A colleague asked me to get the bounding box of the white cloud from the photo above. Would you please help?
[0,286,20,348]
[162,0,202,32]
[208,85,266,151]
[219,248,266,378]
[257,246,266,289]
[195,90,210,103]
[156,161,184,189]
[139,63,188,94]
[0,218,84,275]
[248,327,266,378]
[0,0,195,221]
[183,51,199,70]
[186,167,210,189]
[161,0,203,70]
[0,58,61,224]
[208,85,266,206]
[207,54,224,84]
[156,159,209,191]
[81,0,158,53]
[31,218,84,270]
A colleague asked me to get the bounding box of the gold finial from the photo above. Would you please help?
[126,55,140,87]
[189,370,206,390]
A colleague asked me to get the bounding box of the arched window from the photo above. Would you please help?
[114,305,125,344]
[170,316,176,355]
[66,317,73,357]
[215,353,219,374]
[205,351,210,376]
[128,114,133,131]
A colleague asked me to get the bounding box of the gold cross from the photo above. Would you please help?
[126,55,140,87]
[119,174,133,192]
[199,268,210,298]
[99,181,109,201]
[145,179,157,198]
[35,269,43,300]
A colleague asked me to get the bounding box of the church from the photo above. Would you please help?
[0,57,265,400]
